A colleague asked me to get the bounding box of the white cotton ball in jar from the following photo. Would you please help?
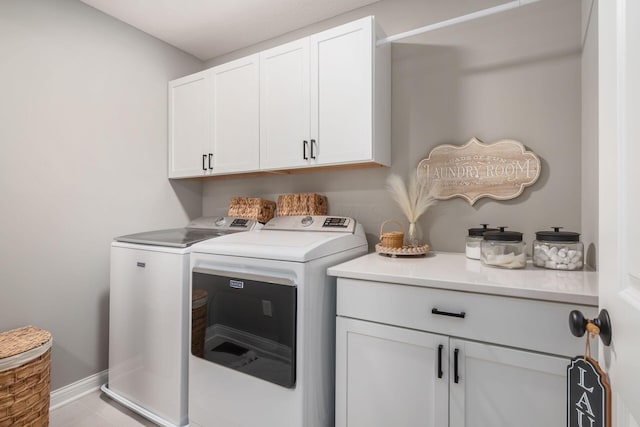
[533,227,584,270]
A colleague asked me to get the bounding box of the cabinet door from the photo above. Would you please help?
[336,317,448,427]
[210,54,260,174]
[310,17,373,166]
[168,70,211,178]
[259,39,310,170]
[449,339,568,427]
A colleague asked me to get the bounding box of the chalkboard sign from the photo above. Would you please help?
[567,357,611,427]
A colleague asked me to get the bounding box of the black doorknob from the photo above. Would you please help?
[568,309,612,346]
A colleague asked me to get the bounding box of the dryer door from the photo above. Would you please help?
[192,268,297,388]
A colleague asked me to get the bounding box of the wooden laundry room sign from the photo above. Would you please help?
[417,137,541,205]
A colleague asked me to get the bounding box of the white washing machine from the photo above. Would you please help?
[102,217,259,427]
[188,215,367,427]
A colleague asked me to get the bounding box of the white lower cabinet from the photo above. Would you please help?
[337,317,567,427]
[335,277,596,427]
[336,317,448,427]
[449,339,567,427]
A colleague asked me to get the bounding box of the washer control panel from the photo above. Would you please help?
[264,216,355,233]
[187,216,257,231]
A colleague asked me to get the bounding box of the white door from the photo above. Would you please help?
[310,17,373,166]
[259,38,310,170]
[168,70,211,178]
[335,317,448,427]
[599,0,640,425]
[210,54,260,174]
[449,339,567,427]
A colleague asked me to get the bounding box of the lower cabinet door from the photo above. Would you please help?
[336,317,449,427]
[449,339,568,427]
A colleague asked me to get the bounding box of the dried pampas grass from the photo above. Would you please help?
[386,170,437,225]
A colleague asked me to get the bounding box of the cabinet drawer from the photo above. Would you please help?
[337,278,597,358]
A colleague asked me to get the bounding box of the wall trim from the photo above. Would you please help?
[49,370,108,411]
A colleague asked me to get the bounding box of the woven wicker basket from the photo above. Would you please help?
[277,193,327,216]
[379,220,405,249]
[228,197,276,224]
[0,326,52,427]
[191,289,208,358]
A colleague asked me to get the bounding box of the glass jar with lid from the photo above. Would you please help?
[466,224,498,260]
[533,227,583,270]
[480,227,526,269]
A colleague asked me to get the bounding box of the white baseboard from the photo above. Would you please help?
[49,369,108,411]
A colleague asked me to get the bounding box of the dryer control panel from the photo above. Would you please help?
[263,216,356,233]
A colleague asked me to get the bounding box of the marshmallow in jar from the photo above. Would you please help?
[480,227,526,269]
[466,224,498,260]
[533,227,583,270]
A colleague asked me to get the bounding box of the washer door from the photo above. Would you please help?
[192,268,297,388]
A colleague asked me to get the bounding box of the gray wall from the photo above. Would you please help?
[202,0,585,253]
[581,0,598,268]
[0,0,203,390]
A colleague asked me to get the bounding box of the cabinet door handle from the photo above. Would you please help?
[208,153,213,170]
[310,139,317,159]
[202,154,207,171]
[303,140,309,160]
[454,348,460,384]
[437,344,443,379]
[432,308,466,319]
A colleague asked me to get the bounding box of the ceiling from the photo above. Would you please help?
[80,0,380,61]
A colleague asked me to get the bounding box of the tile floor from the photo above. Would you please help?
[50,390,156,427]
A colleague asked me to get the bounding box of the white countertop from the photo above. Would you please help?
[327,252,598,306]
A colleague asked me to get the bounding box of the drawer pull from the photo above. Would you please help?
[437,344,443,379]
[454,348,460,383]
[432,308,466,319]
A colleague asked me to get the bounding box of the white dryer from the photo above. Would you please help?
[102,217,259,427]
[188,215,367,427]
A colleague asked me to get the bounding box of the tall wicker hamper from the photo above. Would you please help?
[191,289,208,358]
[0,326,52,427]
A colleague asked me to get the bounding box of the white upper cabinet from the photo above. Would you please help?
[259,39,310,170]
[168,56,260,178]
[259,16,390,171]
[310,16,388,167]
[168,16,390,178]
[168,70,211,178]
[210,54,260,174]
